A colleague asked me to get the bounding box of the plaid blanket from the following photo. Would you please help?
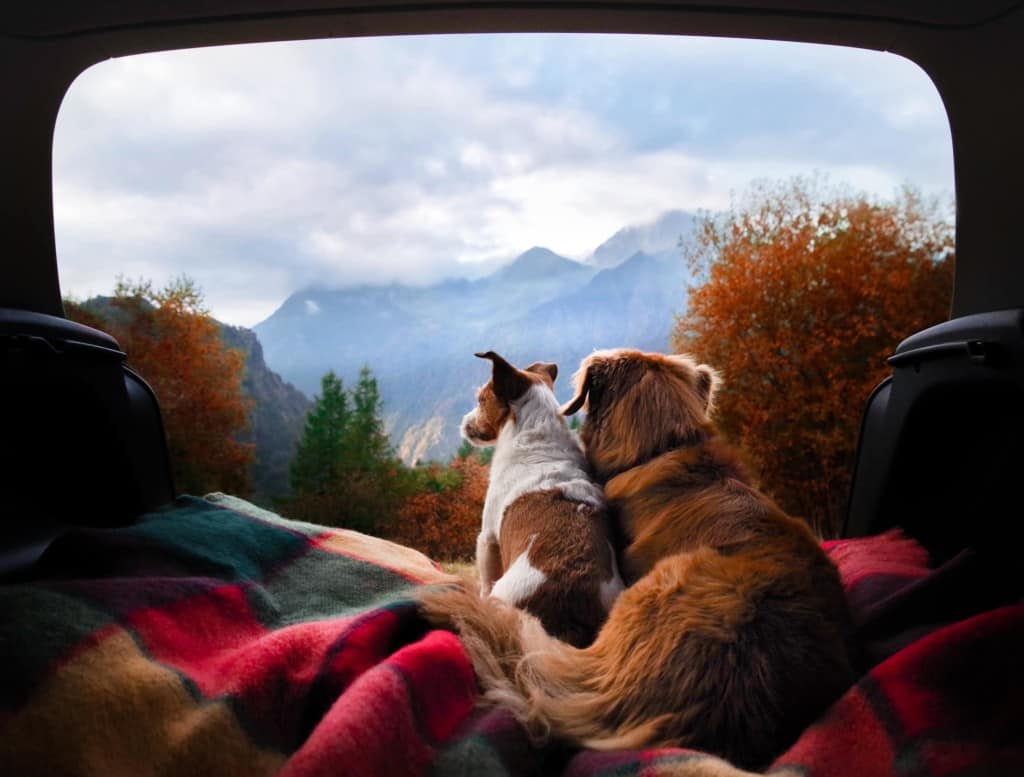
[0,496,1020,777]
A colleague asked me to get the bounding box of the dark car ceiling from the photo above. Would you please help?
[2,1,1021,37]
[2,0,1023,320]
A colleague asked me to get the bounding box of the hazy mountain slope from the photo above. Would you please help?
[411,250,690,458]
[254,211,694,463]
[219,324,311,504]
[256,247,595,394]
[589,210,696,269]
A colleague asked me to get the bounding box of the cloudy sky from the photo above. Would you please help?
[53,33,954,327]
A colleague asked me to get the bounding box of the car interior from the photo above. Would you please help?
[2,1,1022,774]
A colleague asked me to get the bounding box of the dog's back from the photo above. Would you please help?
[497,489,619,646]
[596,441,853,761]
[461,351,623,646]
[604,438,842,585]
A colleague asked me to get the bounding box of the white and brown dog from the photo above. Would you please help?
[423,349,853,769]
[459,350,623,647]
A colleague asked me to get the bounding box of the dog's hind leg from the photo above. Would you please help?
[476,531,503,596]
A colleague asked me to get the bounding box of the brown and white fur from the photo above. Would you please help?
[421,349,853,769]
[458,351,623,647]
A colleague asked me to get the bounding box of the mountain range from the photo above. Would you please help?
[253,209,696,464]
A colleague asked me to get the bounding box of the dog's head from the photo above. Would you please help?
[562,349,719,480]
[461,351,558,446]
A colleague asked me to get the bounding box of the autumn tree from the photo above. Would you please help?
[381,454,489,561]
[65,277,254,496]
[672,178,954,537]
[62,298,108,332]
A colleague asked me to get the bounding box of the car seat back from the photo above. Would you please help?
[0,308,174,575]
[845,310,1024,563]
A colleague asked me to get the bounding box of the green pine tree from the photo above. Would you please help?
[348,365,392,470]
[290,371,349,495]
[456,438,494,465]
[286,365,415,534]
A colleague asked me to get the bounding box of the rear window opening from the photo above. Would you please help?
[53,33,954,549]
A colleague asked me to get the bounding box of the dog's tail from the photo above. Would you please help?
[416,579,666,750]
[418,550,854,769]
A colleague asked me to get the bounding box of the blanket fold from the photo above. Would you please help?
[0,497,1020,777]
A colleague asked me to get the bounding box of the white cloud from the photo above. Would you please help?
[53,34,954,327]
[485,150,718,259]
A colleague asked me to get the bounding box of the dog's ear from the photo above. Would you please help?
[694,364,720,414]
[525,361,558,385]
[561,366,591,416]
[476,351,532,403]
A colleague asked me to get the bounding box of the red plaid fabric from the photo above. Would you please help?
[1,499,1020,777]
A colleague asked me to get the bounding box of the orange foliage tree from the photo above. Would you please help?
[382,454,489,561]
[672,178,954,537]
[66,277,253,496]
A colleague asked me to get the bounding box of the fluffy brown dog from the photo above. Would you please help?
[420,349,853,769]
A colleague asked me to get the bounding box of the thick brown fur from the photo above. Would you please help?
[419,349,854,770]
